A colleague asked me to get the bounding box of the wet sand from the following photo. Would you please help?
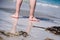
[0,8,60,40]
[0,1,60,40]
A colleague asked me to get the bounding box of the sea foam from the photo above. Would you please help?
[37,3,59,8]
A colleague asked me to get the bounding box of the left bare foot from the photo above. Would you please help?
[29,17,39,22]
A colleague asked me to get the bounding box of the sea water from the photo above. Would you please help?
[37,0,60,8]
[37,0,60,5]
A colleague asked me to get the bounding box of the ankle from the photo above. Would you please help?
[29,16,33,18]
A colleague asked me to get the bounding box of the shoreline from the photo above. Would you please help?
[0,1,60,24]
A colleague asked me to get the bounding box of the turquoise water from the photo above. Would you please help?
[37,0,60,6]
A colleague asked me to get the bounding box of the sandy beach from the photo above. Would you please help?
[0,0,60,40]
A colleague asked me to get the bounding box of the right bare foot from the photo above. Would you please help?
[11,14,19,19]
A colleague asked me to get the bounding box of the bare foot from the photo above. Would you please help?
[29,17,39,22]
[11,14,19,19]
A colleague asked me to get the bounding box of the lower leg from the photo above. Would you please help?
[29,0,39,21]
[29,0,36,18]
[11,0,23,18]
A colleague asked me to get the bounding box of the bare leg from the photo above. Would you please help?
[11,0,23,18]
[29,0,39,21]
